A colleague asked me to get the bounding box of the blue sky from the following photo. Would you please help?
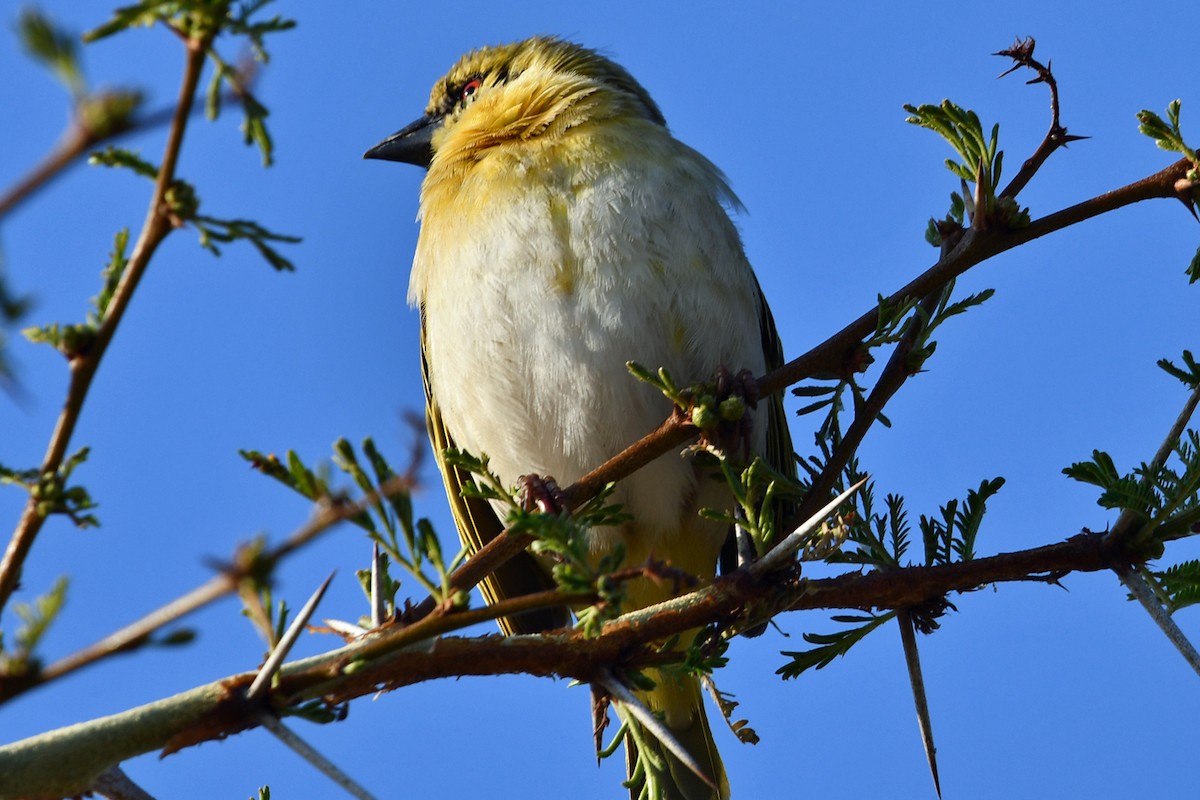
[2,2,1198,798]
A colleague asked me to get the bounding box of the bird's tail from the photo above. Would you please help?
[623,670,729,800]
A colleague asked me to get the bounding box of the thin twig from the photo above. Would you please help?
[314,532,1127,708]
[0,125,93,220]
[994,37,1088,200]
[0,81,256,222]
[405,527,535,622]
[1147,383,1200,479]
[791,289,943,530]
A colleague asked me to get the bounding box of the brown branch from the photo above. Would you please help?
[0,38,211,617]
[995,37,1088,200]
[0,525,1137,798]
[792,292,942,526]
[0,125,95,221]
[560,413,695,511]
[287,530,1128,706]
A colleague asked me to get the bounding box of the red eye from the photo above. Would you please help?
[460,79,482,101]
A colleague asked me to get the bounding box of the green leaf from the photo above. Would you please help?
[1152,560,1200,612]
[1064,450,1156,516]
[916,477,1003,566]
[1,576,69,677]
[191,215,300,271]
[17,8,85,96]
[88,146,159,179]
[3,448,100,527]
[1158,351,1200,389]
[1137,100,1198,161]
[953,477,1005,561]
[18,228,127,361]
[84,2,176,43]
[91,229,130,324]
[777,613,894,678]
[1063,449,1122,489]
[626,361,686,408]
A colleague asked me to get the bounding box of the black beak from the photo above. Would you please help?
[363,113,440,168]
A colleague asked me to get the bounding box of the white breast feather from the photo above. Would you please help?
[414,127,767,551]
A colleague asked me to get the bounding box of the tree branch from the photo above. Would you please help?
[0,124,95,221]
[994,37,1087,200]
[0,525,1128,799]
[0,36,211,617]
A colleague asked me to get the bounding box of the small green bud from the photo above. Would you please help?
[63,486,89,502]
[422,530,442,563]
[451,590,470,608]
[342,659,367,675]
[691,405,716,429]
[60,325,97,360]
[718,395,745,421]
[165,180,199,221]
[77,89,143,139]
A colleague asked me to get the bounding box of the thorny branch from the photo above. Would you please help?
[995,37,1088,199]
[0,527,1132,799]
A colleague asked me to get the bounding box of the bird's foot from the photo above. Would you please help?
[517,473,567,515]
[700,366,759,459]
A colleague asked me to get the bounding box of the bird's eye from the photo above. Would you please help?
[460,79,482,102]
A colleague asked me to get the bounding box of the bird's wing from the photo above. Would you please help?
[421,311,571,635]
[756,277,798,539]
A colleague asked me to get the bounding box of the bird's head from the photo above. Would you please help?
[364,36,665,170]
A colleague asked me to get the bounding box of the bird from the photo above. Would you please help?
[365,36,792,800]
